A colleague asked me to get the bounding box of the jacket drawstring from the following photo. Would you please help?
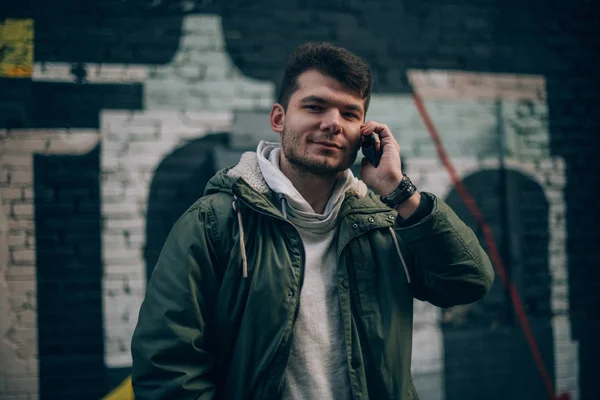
[232,196,407,283]
[232,196,248,278]
[389,227,411,283]
[280,195,288,220]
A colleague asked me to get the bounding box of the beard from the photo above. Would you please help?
[280,125,360,177]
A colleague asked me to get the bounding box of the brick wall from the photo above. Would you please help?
[1,1,599,399]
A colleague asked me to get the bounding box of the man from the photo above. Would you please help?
[131,42,494,400]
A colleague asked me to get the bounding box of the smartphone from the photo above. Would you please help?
[361,134,382,167]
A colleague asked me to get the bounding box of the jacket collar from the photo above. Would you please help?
[227,151,370,198]
[204,151,392,219]
[220,152,404,280]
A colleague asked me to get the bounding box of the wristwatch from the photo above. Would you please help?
[380,174,418,209]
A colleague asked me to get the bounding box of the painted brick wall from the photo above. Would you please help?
[1,1,599,399]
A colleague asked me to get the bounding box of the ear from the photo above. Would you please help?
[270,103,285,133]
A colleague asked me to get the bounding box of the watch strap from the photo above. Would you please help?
[380,174,418,209]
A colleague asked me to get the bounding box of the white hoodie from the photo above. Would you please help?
[257,141,353,400]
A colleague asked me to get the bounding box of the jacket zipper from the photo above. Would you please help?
[233,195,307,396]
[275,239,306,395]
[332,214,396,400]
[234,194,394,396]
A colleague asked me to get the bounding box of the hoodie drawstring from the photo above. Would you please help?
[232,196,248,278]
[280,195,288,220]
[388,227,411,283]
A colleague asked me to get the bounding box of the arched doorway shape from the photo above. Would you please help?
[442,168,555,400]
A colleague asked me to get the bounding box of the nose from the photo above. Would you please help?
[319,109,341,134]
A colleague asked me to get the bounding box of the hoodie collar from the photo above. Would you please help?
[256,141,360,233]
[227,145,369,199]
[203,145,387,222]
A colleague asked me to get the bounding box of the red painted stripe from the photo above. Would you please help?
[412,92,567,400]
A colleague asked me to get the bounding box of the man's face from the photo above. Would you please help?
[276,70,366,176]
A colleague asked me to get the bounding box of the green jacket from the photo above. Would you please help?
[131,152,494,400]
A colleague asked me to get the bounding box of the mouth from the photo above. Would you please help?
[312,141,342,149]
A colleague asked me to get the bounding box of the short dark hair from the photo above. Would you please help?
[277,42,373,114]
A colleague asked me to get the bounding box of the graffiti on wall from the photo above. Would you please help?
[0,1,590,398]
[0,19,33,78]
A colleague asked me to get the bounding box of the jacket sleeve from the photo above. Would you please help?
[396,192,495,307]
[131,204,221,400]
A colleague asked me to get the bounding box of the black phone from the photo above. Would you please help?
[361,134,382,167]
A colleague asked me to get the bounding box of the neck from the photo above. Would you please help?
[280,158,340,214]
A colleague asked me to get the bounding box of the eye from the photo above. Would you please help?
[343,112,358,119]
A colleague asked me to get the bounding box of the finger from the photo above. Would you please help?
[359,123,381,151]
[360,121,376,136]
[363,122,398,156]
[374,123,393,139]
[370,123,398,149]
[373,133,381,151]
[362,121,392,139]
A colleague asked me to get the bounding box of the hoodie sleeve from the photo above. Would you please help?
[131,204,221,400]
[395,193,495,307]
